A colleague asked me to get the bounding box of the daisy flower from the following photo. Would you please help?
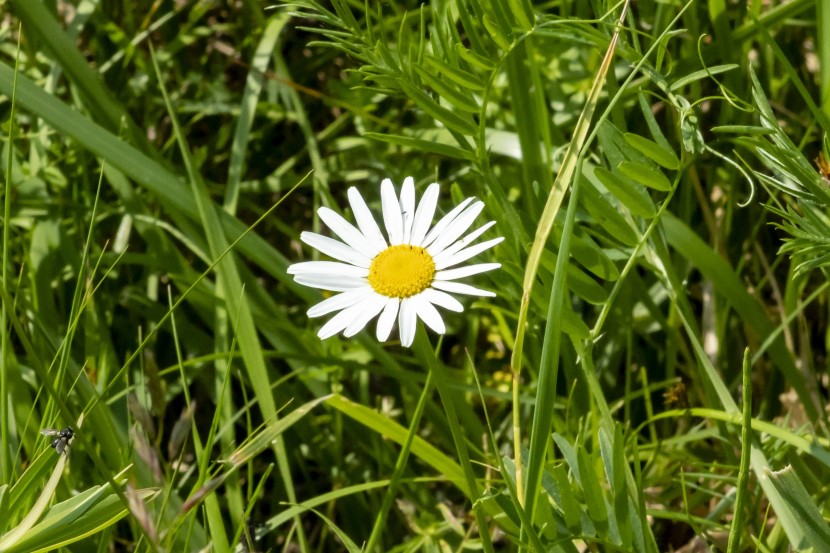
[288,177,503,347]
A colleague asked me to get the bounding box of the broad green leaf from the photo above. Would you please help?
[623,133,680,170]
[539,250,608,305]
[454,44,494,71]
[618,161,672,191]
[579,175,639,247]
[594,167,657,218]
[554,226,621,281]
[551,464,580,534]
[481,14,510,50]
[711,125,774,135]
[576,448,607,535]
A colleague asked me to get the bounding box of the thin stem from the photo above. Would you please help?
[364,371,434,552]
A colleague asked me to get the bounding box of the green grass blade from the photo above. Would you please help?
[224,15,289,213]
[325,394,466,494]
[149,47,308,552]
[508,6,629,507]
[726,348,753,553]
[0,26,21,485]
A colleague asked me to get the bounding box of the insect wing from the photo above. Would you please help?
[40,428,60,437]
[54,439,67,455]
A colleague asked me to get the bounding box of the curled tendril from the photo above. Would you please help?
[704,144,755,207]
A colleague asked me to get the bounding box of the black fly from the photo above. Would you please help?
[40,426,74,455]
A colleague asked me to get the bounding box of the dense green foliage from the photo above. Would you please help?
[2,0,830,551]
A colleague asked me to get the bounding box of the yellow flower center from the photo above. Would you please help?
[368,245,435,298]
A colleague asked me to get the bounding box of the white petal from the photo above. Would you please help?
[413,295,446,334]
[434,236,504,270]
[398,297,418,347]
[432,221,497,264]
[293,274,368,292]
[317,302,368,339]
[435,263,501,281]
[343,294,388,337]
[410,183,439,247]
[432,280,496,297]
[421,288,464,312]
[288,261,369,278]
[376,297,400,342]
[427,201,485,256]
[318,207,378,259]
[301,232,372,268]
[381,178,403,245]
[347,187,387,253]
[400,177,416,244]
[421,197,474,249]
[307,288,376,318]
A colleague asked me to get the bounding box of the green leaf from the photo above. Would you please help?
[623,133,680,170]
[226,397,328,467]
[414,65,480,113]
[579,175,639,247]
[454,44,494,71]
[576,448,607,536]
[423,56,485,91]
[594,167,657,218]
[363,132,476,160]
[669,64,740,91]
[325,395,468,496]
[559,228,621,281]
[765,466,830,551]
[397,80,478,135]
[618,161,673,191]
[551,464,581,534]
[4,483,157,553]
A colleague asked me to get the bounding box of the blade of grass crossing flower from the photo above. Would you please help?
[149,48,309,553]
[726,349,753,553]
[511,1,630,507]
